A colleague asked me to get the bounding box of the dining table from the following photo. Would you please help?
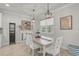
[33,37,53,56]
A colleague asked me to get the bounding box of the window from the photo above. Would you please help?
[40,18,54,33]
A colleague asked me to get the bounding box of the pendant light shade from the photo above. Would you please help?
[45,3,52,19]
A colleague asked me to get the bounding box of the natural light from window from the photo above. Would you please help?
[40,18,54,33]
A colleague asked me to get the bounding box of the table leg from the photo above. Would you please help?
[43,45,46,56]
[22,33,23,40]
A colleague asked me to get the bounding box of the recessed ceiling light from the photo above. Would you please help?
[5,4,10,7]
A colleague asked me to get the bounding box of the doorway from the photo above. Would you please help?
[9,23,16,44]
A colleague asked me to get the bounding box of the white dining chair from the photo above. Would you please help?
[46,36,63,56]
[26,32,41,56]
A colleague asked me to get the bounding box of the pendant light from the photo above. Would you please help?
[32,9,35,23]
[45,3,52,19]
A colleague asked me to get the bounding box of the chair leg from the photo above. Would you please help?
[58,53,60,56]
[27,46,30,55]
[53,53,60,56]
[32,49,34,56]
[58,51,60,56]
[43,46,46,56]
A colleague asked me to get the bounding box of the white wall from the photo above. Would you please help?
[0,13,2,47]
[0,10,31,46]
[54,4,79,48]
[37,4,79,49]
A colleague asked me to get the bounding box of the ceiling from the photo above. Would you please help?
[0,3,69,19]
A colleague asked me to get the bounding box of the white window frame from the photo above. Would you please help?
[40,18,54,34]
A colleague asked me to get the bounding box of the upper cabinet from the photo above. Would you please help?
[0,13,2,27]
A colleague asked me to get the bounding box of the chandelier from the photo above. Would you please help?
[45,3,52,19]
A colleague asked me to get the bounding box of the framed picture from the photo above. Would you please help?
[60,15,72,30]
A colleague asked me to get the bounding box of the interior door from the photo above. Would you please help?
[9,23,16,44]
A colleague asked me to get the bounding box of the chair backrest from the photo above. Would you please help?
[26,32,34,48]
[53,36,63,55]
[26,32,40,49]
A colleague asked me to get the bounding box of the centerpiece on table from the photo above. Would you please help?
[35,32,41,39]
